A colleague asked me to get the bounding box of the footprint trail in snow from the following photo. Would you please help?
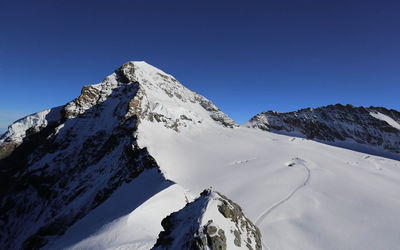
[255,157,311,250]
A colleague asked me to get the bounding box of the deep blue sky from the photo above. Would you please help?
[1,0,399,131]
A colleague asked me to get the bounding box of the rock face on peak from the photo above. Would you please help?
[0,61,237,249]
[153,189,262,250]
[246,104,400,155]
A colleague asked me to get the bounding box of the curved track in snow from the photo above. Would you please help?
[255,159,311,250]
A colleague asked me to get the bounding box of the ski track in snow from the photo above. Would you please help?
[255,158,311,250]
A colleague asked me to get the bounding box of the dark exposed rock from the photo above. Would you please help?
[198,97,238,128]
[0,141,20,161]
[116,61,137,84]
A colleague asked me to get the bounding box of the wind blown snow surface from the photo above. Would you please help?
[136,122,400,250]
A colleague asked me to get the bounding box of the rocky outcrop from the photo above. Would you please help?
[153,189,262,250]
[246,104,400,154]
[197,97,238,128]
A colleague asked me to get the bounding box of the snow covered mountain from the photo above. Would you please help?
[0,61,237,249]
[245,105,400,158]
[1,61,400,250]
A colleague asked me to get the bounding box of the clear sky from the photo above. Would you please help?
[1,0,399,132]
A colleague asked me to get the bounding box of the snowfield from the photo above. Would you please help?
[137,121,400,250]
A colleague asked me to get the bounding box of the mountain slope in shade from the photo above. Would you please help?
[245,104,400,158]
[0,61,238,249]
[45,183,192,250]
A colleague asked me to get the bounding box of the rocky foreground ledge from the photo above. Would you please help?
[153,189,262,250]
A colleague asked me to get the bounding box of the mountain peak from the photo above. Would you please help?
[0,61,237,248]
[116,61,238,131]
[1,61,238,158]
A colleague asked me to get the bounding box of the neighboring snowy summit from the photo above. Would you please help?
[1,61,400,250]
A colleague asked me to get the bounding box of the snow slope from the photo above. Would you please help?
[47,180,191,250]
[370,111,400,131]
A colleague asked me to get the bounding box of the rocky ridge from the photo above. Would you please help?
[246,104,400,154]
